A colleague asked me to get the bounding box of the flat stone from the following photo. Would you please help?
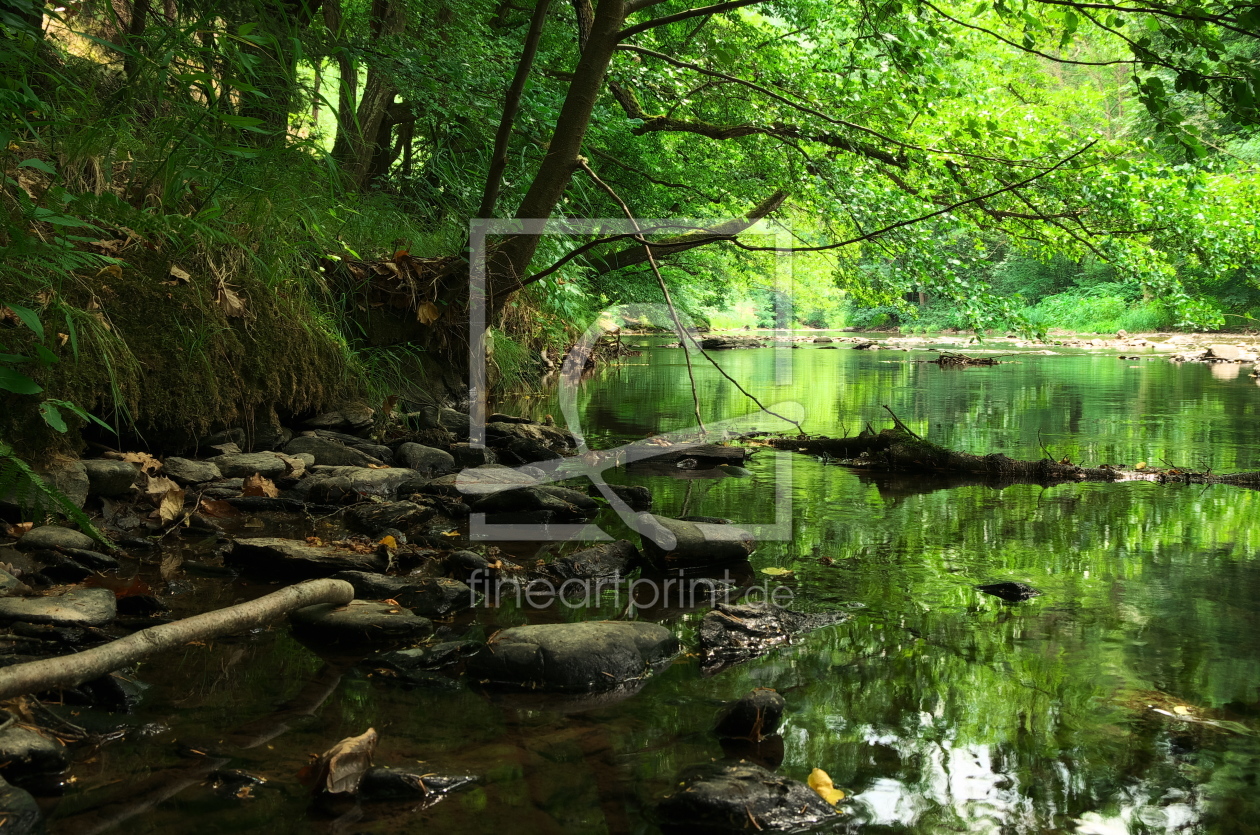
[60,548,120,572]
[438,408,470,440]
[449,444,496,468]
[301,406,374,433]
[0,568,30,597]
[301,467,429,503]
[37,461,89,510]
[16,526,96,552]
[0,774,42,832]
[0,588,116,627]
[395,443,456,477]
[290,599,432,644]
[209,453,287,479]
[81,460,139,497]
[285,436,382,468]
[330,571,474,617]
[226,537,386,578]
[358,766,477,802]
[470,486,592,520]
[588,483,652,510]
[1206,344,1258,362]
[698,602,850,675]
[0,725,68,781]
[657,761,837,832]
[544,540,639,581]
[162,457,222,486]
[467,621,679,692]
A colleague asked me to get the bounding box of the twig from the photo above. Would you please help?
[882,406,924,441]
[1037,429,1056,462]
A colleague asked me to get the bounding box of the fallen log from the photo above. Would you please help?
[930,351,1004,366]
[0,578,354,700]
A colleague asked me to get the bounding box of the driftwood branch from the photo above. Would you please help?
[0,579,355,700]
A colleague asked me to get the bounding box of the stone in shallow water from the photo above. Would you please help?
[713,688,785,741]
[466,621,679,693]
[330,571,475,617]
[289,599,432,645]
[0,588,116,627]
[698,602,850,676]
[81,460,139,497]
[209,452,287,479]
[638,515,755,571]
[0,775,42,832]
[357,766,477,803]
[226,537,386,579]
[656,761,837,833]
[976,581,1041,602]
[15,526,96,553]
[344,502,434,536]
[0,726,68,784]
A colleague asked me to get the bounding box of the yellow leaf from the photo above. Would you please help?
[1135,462,1147,470]
[416,301,440,325]
[378,535,398,549]
[1172,705,1191,715]
[97,264,123,280]
[808,769,845,805]
[441,530,460,537]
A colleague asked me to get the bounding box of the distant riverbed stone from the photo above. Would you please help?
[290,599,432,645]
[209,452,287,479]
[467,621,679,692]
[0,588,116,627]
[16,525,96,552]
[162,457,222,486]
[81,460,139,497]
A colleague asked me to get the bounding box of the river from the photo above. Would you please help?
[47,335,1260,834]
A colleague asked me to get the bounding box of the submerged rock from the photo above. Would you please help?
[345,501,435,536]
[0,725,68,785]
[226,537,386,578]
[543,540,640,581]
[976,581,1041,602]
[290,599,433,645]
[698,602,850,675]
[0,775,42,832]
[0,588,117,627]
[714,688,785,741]
[656,761,837,833]
[467,621,679,692]
[638,515,755,571]
[331,571,475,617]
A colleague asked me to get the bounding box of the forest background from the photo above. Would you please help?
[0,0,1257,454]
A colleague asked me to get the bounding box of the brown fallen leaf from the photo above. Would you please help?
[415,301,440,325]
[367,463,390,470]
[160,553,183,582]
[199,498,240,518]
[214,279,248,318]
[144,474,181,502]
[305,536,325,547]
[243,473,279,498]
[377,535,398,549]
[156,486,186,524]
[104,450,162,474]
[307,728,378,795]
[168,265,191,284]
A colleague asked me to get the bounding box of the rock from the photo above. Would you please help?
[812,336,833,343]
[59,548,119,572]
[494,437,562,466]
[301,467,429,502]
[630,443,746,468]
[0,569,30,597]
[1116,329,1128,338]
[544,540,640,581]
[0,725,68,783]
[470,487,594,521]
[301,406,374,433]
[15,525,96,552]
[345,502,435,535]
[10,461,90,511]
[162,457,222,486]
[81,460,139,497]
[250,421,293,451]
[976,581,1041,602]
[115,594,169,617]
[331,571,475,617]
[852,340,877,349]
[699,336,763,350]
[357,766,477,802]
[698,602,850,675]
[355,443,394,464]
[0,774,42,832]
[373,641,482,677]
[28,551,92,583]
[226,537,386,578]
[0,588,117,627]
[714,688,785,741]
[284,436,382,468]
[422,464,537,498]
[449,444,496,468]
[290,599,432,645]
[438,408,470,440]
[588,483,652,510]
[395,443,456,477]
[484,420,574,451]
[638,515,755,571]
[444,550,518,589]
[1206,344,1259,362]
[467,621,679,692]
[656,761,837,833]
[209,452,287,479]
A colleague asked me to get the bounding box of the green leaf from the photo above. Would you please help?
[38,401,67,432]
[17,158,55,175]
[33,344,58,366]
[4,303,43,340]
[0,368,43,394]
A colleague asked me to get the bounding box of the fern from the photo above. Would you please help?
[0,442,108,546]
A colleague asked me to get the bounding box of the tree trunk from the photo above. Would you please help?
[333,0,405,189]
[123,0,149,81]
[489,0,626,300]
[238,0,320,144]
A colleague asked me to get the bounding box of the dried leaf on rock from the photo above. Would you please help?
[307,728,378,795]
[105,450,162,474]
[156,487,186,524]
[242,473,279,498]
[144,475,181,501]
[199,498,239,518]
